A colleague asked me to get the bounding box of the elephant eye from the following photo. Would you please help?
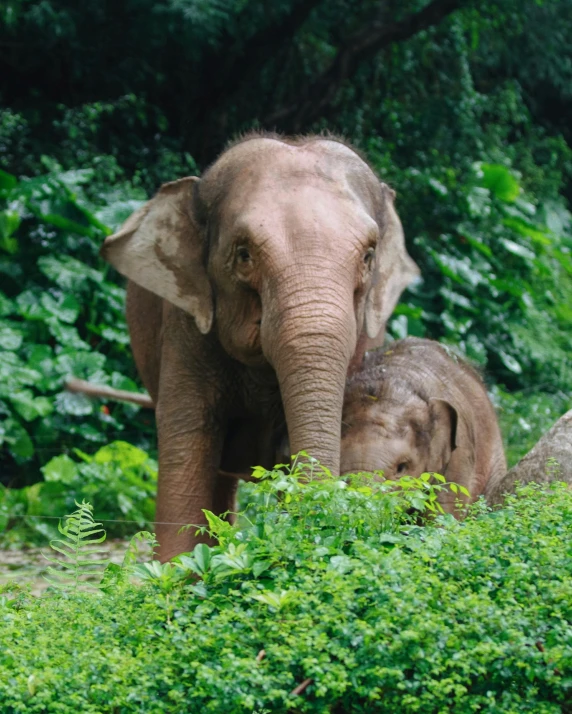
[363,247,375,267]
[236,246,252,264]
[396,462,408,475]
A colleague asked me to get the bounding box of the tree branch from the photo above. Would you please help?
[65,378,154,409]
[264,0,467,133]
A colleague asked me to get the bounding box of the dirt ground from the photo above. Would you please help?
[0,538,153,595]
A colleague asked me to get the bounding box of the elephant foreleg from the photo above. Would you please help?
[155,422,224,561]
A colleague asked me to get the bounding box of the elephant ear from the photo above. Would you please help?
[100,177,213,334]
[427,398,458,470]
[365,184,420,340]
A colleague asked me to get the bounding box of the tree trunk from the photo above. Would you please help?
[486,409,572,506]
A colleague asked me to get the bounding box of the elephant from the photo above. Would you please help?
[338,338,506,513]
[100,132,419,559]
[485,408,572,506]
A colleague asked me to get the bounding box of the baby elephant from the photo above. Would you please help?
[340,338,506,513]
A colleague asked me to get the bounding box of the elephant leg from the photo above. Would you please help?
[154,335,227,560]
[155,422,224,561]
[212,473,240,523]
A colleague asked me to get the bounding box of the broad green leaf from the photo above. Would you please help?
[252,559,272,577]
[194,542,212,573]
[2,418,34,458]
[100,326,130,345]
[463,234,493,258]
[503,217,551,246]
[42,454,79,485]
[95,199,146,232]
[40,212,95,237]
[0,322,23,350]
[27,344,54,368]
[93,441,150,470]
[440,288,475,311]
[499,238,535,261]
[57,168,95,187]
[497,350,523,374]
[37,255,101,290]
[40,293,80,324]
[9,390,53,421]
[54,391,94,416]
[0,169,17,191]
[110,372,139,392]
[16,290,52,320]
[203,509,235,542]
[0,210,20,254]
[55,351,106,379]
[430,252,484,286]
[0,292,13,317]
[478,163,520,202]
[328,555,354,574]
[46,319,90,350]
[466,186,491,218]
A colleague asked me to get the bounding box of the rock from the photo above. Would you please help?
[486,409,572,506]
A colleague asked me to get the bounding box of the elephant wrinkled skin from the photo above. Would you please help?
[100,133,419,559]
[340,338,506,513]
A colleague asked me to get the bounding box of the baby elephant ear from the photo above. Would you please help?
[428,398,459,470]
[100,177,213,335]
[365,184,420,340]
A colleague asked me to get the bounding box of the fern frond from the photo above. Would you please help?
[43,500,109,592]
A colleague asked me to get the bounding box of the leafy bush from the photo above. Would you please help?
[1,469,570,713]
[0,166,155,487]
[0,441,157,544]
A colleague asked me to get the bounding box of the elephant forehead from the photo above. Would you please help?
[343,394,429,434]
[216,136,371,178]
[204,138,378,213]
[225,183,378,243]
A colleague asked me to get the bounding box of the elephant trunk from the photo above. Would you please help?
[262,276,356,475]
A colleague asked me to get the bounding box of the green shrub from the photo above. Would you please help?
[0,166,155,488]
[1,468,570,713]
[0,441,157,544]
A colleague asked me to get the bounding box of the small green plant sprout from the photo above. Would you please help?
[131,558,187,624]
[100,530,157,592]
[545,457,562,480]
[43,500,108,592]
[131,560,184,595]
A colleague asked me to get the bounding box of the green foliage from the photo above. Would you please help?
[43,500,107,592]
[493,386,572,467]
[99,530,157,593]
[0,440,157,545]
[1,477,571,712]
[0,166,155,487]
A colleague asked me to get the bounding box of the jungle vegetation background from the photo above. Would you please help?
[1,0,572,542]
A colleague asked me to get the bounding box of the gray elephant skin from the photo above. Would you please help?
[339,338,507,513]
[485,408,572,505]
[100,132,419,559]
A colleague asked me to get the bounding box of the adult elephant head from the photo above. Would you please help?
[101,133,418,557]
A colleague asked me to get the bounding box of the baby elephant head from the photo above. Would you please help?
[340,373,458,481]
